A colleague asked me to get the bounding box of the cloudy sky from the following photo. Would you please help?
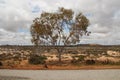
[0,0,120,45]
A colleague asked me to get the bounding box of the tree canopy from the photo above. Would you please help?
[30,7,90,46]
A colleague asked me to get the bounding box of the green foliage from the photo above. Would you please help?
[29,54,47,65]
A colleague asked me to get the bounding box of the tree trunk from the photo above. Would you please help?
[36,46,38,55]
[58,52,61,62]
[58,48,62,62]
[35,45,40,55]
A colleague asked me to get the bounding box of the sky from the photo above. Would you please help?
[0,0,120,45]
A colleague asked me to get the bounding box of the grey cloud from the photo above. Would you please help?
[91,0,120,27]
[0,19,31,32]
[0,0,33,32]
[0,28,31,45]
[0,0,120,45]
[0,0,6,5]
[88,24,110,34]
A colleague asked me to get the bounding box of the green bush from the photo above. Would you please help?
[29,54,47,65]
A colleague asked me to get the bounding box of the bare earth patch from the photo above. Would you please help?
[0,64,120,70]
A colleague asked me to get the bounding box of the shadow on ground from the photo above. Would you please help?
[0,76,31,80]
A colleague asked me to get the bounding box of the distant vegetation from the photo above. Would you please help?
[0,45,120,67]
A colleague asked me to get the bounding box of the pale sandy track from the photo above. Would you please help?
[0,69,120,80]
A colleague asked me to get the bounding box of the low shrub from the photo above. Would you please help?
[100,60,120,65]
[67,50,78,54]
[71,55,85,64]
[77,55,85,61]
[85,60,95,65]
[28,54,47,65]
[71,57,78,63]
[0,61,3,66]
[101,60,110,65]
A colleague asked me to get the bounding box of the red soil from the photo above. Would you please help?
[0,64,120,70]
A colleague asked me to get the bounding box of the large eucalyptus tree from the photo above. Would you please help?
[30,7,90,62]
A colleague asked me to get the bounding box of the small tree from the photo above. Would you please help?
[30,7,90,62]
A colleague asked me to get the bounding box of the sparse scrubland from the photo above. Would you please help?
[0,45,120,70]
